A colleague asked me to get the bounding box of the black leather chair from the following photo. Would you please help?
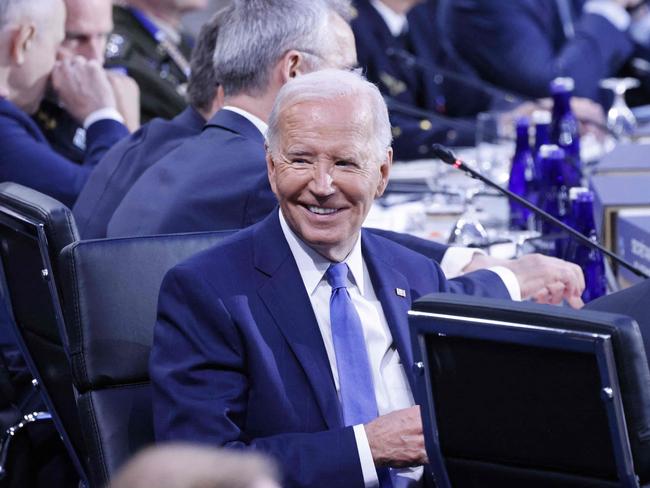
[410,294,650,488]
[0,182,87,483]
[58,230,235,487]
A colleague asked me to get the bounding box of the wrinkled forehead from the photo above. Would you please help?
[278,99,376,159]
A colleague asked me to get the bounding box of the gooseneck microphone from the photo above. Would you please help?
[431,144,650,279]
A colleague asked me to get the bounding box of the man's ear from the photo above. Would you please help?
[375,147,393,198]
[280,50,304,83]
[10,23,36,65]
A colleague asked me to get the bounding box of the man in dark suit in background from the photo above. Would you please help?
[73,11,224,239]
[0,0,129,207]
[107,0,356,237]
[351,0,493,160]
[443,0,646,101]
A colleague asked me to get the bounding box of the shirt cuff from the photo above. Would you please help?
[353,424,379,487]
[584,0,631,31]
[83,107,124,129]
[488,266,521,301]
[440,247,485,279]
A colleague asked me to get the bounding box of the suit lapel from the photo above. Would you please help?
[254,212,342,429]
[362,230,417,393]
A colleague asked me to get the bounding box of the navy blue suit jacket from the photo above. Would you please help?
[107,109,277,237]
[352,0,492,159]
[0,98,128,208]
[151,210,444,487]
[73,106,205,238]
[445,0,634,100]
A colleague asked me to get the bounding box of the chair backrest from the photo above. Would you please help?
[0,182,87,482]
[409,294,650,488]
[58,230,236,487]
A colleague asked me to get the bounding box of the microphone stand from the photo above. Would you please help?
[431,144,650,279]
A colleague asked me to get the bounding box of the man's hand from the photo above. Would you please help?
[464,253,585,308]
[51,55,116,124]
[615,0,643,9]
[364,406,428,468]
[107,71,140,132]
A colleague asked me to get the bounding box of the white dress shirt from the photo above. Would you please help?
[370,0,409,36]
[279,211,422,487]
[222,105,269,135]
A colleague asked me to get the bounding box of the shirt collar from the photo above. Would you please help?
[370,0,409,37]
[222,106,269,136]
[278,209,365,296]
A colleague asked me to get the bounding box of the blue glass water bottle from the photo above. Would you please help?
[508,117,535,229]
[568,188,607,302]
[550,77,582,187]
[537,144,570,257]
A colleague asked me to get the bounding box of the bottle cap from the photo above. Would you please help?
[515,116,529,128]
[538,144,565,160]
[569,187,589,200]
[532,110,551,125]
[550,77,575,93]
[571,188,594,203]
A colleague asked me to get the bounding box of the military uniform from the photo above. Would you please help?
[351,0,493,160]
[105,5,193,122]
[34,98,87,164]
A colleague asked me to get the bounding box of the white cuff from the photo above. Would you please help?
[584,0,631,31]
[83,107,124,129]
[440,247,485,279]
[488,266,521,301]
[353,424,379,487]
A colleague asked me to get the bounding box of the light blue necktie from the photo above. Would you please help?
[326,262,378,425]
[326,263,397,488]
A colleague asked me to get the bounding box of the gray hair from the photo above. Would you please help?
[325,0,354,21]
[266,69,392,162]
[186,9,224,112]
[213,0,332,97]
[0,0,46,27]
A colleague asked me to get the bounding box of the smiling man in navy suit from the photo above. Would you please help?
[150,69,586,488]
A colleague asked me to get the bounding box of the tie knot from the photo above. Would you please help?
[326,262,349,290]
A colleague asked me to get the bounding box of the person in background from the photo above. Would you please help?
[443,0,650,102]
[0,0,129,207]
[107,0,208,122]
[109,443,281,488]
[351,0,607,161]
[73,9,224,239]
[34,0,139,163]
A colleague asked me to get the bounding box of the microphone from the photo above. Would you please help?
[431,144,650,279]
